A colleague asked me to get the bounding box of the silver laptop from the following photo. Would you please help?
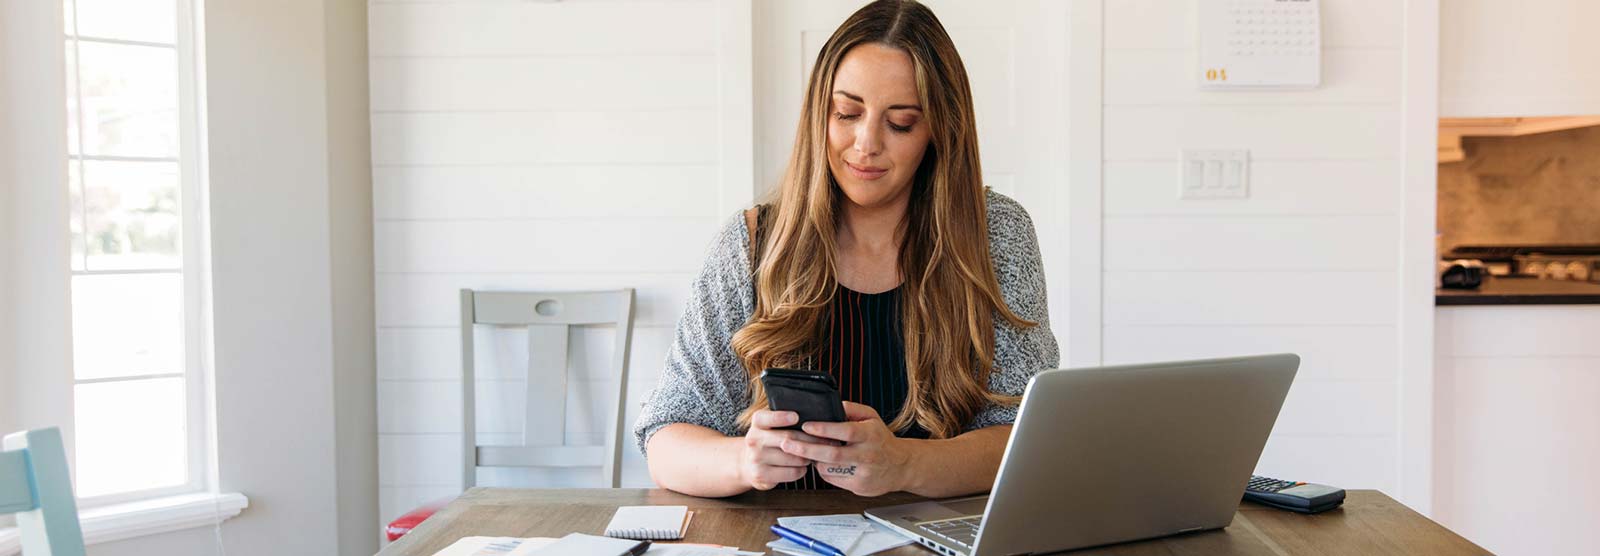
[865,354,1299,556]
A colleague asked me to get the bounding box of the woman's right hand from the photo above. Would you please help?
[740,410,826,490]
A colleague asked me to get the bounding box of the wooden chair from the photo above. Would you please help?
[461,289,637,488]
[387,289,638,541]
[387,289,637,541]
[2,427,85,556]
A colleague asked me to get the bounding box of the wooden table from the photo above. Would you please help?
[378,488,1490,556]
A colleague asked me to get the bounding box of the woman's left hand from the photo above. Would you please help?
[779,401,917,497]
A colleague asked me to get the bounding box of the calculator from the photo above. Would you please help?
[1243,475,1345,513]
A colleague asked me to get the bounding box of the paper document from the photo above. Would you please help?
[766,514,912,556]
[430,537,759,556]
[428,536,556,556]
[647,544,764,556]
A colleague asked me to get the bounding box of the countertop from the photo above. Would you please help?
[1436,276,1600,305]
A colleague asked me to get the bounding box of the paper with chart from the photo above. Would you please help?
[767,514,913,556]
[427,536,555,556]
[429,536,760,556]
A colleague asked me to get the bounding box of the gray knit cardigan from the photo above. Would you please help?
[633,189,1060,455]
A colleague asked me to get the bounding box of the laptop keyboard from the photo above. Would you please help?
[916,516,983,549]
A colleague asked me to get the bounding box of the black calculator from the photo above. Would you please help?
[1243,475,1346,514]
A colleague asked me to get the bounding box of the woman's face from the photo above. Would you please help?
[826,43,931,211]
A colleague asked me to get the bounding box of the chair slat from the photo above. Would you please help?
[525,324,569,447]
[474,291,620,325]
[0,450,37,513]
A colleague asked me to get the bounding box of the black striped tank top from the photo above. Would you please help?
[777,284,927,490]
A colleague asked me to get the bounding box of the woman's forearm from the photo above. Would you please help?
[645,423,751,498]
[649,422,1012,498]
[898,425,1013,498]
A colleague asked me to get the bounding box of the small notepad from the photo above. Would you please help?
[603,505,692,540]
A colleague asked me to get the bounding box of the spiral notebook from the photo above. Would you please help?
[603,506,693,540]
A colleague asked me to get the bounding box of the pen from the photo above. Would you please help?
[771,525,848,556]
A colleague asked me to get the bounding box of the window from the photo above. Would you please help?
[62,0,208,505]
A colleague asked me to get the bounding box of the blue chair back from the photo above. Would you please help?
[1,428,85,556]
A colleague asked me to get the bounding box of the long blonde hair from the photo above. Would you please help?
[731,0,1034,439]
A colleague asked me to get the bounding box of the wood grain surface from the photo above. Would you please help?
[377,488,1490,556]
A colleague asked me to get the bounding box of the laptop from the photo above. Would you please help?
[864,354,1299,556]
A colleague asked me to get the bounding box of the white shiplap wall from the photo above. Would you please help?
[368,0,742,528]
[1099,0,1406,492]
[371,0,1418,526]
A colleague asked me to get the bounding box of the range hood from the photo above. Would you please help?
[1438,116,1600,163]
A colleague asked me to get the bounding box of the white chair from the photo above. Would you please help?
[460,288,636,488]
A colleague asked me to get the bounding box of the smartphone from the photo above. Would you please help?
[759,368,847,431]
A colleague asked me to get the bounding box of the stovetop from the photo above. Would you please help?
[1444,244,1600,261]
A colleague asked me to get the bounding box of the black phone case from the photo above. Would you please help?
[760,368,847,430]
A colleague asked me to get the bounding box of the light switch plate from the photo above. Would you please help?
[1180,149,1249,199]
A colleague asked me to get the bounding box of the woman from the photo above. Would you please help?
[634,0,1058,498]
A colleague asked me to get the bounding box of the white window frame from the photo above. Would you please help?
[61,0,214,510]
[3,0,246,551]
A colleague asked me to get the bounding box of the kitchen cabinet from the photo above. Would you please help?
[1441,0,1600,117]
[1433,305,1600,555]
